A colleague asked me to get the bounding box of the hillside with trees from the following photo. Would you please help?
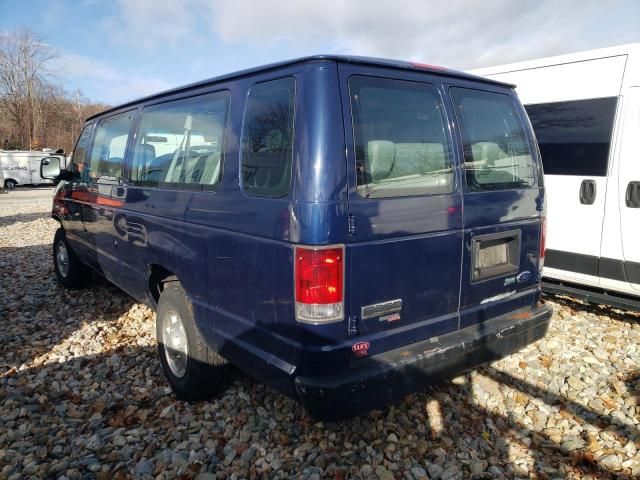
[0,29,109,153]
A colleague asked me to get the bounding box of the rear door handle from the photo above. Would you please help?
[579,179,596,205]
[626,181,640,208]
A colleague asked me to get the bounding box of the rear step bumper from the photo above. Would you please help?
[295,302,552,421]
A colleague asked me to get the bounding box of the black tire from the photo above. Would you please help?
[156,281,228,401]
[53,228,92,288]
[5,179,17,189]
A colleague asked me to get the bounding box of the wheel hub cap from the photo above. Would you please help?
[56,241,69,278]
[162,310,189,378]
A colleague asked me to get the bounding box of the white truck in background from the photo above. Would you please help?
[471,43,640,309]
[1,150,68,189]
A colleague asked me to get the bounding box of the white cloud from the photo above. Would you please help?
[102,0,196,50]
[54,52,174,104]
[203,0,636,68]
[48,0,640,103]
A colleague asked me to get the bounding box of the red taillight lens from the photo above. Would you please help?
[295,246,344,323]
[295,247,343,304]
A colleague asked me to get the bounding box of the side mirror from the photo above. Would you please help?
[41,156,62,180]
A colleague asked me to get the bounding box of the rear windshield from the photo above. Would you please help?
[450,88,535,191]
[349,76,453,198]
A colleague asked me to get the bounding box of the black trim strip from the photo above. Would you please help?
[626,262,640,285]
[545,249,640,284]
[599,257,627,282]
[542,280,640,312]
[545,250,598,277]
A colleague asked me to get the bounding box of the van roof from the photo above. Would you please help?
[86,54,514,121]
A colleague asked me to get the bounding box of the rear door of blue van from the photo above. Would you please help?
[446,81,545,328]
[338,65,464,355]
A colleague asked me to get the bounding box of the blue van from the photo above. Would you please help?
[41,55,552,420]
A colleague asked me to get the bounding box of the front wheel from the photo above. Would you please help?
[156,281,228,401]
[53,228,92,288]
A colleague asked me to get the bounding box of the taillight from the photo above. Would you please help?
[294,245,344,323]
[539,217,546,270]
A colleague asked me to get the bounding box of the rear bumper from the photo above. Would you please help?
[295,302,552,421]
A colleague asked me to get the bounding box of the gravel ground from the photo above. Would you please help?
[0,188,639,480]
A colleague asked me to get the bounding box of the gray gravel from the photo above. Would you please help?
[1,188,639,479]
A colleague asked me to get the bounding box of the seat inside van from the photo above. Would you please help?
[367,140,449,179]
[185,152,221,185]
[468,141,522,185]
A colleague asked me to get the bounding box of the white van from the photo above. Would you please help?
[471,44,640,309]
[0,150,68,189]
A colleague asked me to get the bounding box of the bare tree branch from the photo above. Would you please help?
[0,28,108,152]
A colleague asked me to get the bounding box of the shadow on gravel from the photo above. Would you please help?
[485,367,639,446]
[2,316,638,479]
[485,367,639,477]
[626,370,639,406]
[3,344,637,479]
[0,212,50,228]
[0,243,135,375]
[1,246,638,478]
[545,293,640,324]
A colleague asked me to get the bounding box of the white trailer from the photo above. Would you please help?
[0,157,5,193]
[0,150,67,189]
[471,43,640,308]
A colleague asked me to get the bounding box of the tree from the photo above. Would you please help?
[0,29,109,152]
[0,28,56,150]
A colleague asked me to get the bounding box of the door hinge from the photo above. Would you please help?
[348,214,357,235]
[348,315,359,336]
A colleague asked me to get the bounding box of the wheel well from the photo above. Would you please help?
[148,265,178,305]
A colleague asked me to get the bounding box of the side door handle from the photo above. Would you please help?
[579,179,596,205]
[626,181,640,208]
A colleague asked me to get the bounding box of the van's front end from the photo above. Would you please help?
[282,58,552,420]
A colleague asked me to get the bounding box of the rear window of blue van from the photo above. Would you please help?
[349,76,454,198]
[450,88,535,191]
[241,77,296,198]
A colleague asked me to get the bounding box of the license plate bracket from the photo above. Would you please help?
[471,230,521,282]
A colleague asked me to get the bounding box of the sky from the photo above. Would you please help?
[1,0,639,105]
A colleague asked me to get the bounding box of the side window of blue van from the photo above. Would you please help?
[130,91,230,191]
[241,77,296,198]
[350,76,454,198]
[87,111,135,185]
[450,88,535,191]
[68,124,93,181]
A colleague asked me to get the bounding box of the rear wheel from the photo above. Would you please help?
[4,179,16,189]
[53,228,92,288]
[156,281,228,401]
